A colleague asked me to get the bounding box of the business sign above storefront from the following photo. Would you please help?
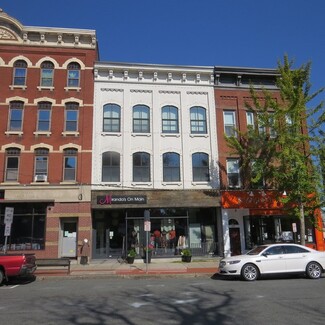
[97,195,147,205]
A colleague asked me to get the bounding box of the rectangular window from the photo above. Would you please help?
[246,111,254,129]
[223,111,236,136]
[5,148,20,182]
[227,159,240,188]
[64,156,76,181]
[37,102,51,132]
[41,69,54,87]
[9,102,24,131]
[65,109,78,131]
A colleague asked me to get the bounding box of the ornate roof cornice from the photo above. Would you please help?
[0,9,97,49]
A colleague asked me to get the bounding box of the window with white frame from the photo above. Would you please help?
[63,148,77,181]
[102,151,120,182]
[40,61,54,87]
[163,152,180,182]
[192,152,209,181]
[133,152,150,182]
[269,112,277,138]
[37,102,51,132]
[226,159,240,188]
[13,60,27,86]
[67,62,80,88]
[103,104,121,132]
[65,102,79,132]
[190,106,207,134]
[223,111,236,136]
[5,148,20,182]
[257,113,266,135]
[9,101,24,131]
[246,111,255,129]
[133,105,150,133]
[162,106,179,133]
[34,148,49,181]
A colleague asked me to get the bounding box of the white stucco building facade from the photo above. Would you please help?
[91,62,222,259]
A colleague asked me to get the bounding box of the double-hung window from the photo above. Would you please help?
[63,148,77,181]
[5,148,20,182]
[190,107,207,134]
[246,111,255,129]
[224,111,236,136]
[103,104,121,132]
[162,106,179,133]
[192,152,209,182]
[102,151,120,182]
[37,102,51,132]
[40,61,54,87]
[163,152,180,182]
[67,62,80,88]
[65,102,79,132]
[34,148,49,181]
[13,60,27,86]
[133,152,150,182]
[227,159,240,188]
[9,101,24,131]
[133,105,150,133]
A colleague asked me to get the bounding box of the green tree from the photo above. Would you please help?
[226,55,324,245]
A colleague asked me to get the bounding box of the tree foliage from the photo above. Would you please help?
[225,55,325,243]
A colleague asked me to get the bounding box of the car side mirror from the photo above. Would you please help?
[262,252,269,257]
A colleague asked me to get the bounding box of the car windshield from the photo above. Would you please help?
[246,245,268,255]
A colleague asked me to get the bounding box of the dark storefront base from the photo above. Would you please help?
[92,207,219,260]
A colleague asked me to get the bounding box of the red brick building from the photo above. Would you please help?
[214,67,324,256]
[0,10,98,259]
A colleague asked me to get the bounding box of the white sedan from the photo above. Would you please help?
[219,243,325,281]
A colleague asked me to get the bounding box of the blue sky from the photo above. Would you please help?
[2,0,324,107]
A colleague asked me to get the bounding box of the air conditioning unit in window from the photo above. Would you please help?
[34,174,48,182]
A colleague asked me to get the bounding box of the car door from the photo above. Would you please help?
[258,245,286,274]
[282,245,311,272]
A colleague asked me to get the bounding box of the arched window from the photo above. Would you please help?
[103,104,121,132]
[102,151,120,182]
[5,148,21,182]
[67,62,80,87]
[13,60,27,86]
[133,152,150,182]
[133,105,150,133]
[190,106,207,134]
[192,152,209,182]
[163,152,180,182]
[40,61,54,87]
[162,106,179,133]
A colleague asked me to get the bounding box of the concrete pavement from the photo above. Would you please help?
[34,256,221,278]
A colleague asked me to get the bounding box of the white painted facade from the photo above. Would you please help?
[92,62,219,191]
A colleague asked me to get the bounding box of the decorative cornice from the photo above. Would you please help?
[100,88,124,92]
[159,90,181,94]
[130,89,152,93]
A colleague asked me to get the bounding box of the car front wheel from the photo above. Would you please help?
[0,270,4,285]
[306,262,323,279]
[241,263,259,281]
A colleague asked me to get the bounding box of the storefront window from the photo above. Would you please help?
[0,203,46,251]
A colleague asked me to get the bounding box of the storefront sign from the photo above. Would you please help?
[97,195,147,205]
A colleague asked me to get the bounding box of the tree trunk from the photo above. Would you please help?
[299,203,306,246]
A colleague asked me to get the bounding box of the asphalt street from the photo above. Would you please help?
[1,275,325,325]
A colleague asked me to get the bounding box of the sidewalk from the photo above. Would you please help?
[35,256,221,279]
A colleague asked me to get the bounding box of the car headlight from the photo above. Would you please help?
[228,260,241,265]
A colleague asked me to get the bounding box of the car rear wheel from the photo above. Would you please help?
[306,262,323,279]
[241,263,259,281]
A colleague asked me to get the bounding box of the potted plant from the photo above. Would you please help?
[181,248,192,263]
[143,244,154,263]
[126,249,136,264]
